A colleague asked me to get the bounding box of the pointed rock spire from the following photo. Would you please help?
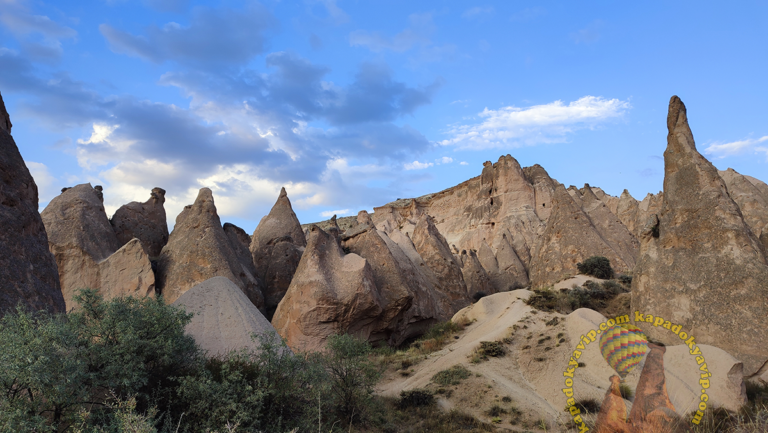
[157,188,263,308]
[631,96,768,375]
[250,187,305,317]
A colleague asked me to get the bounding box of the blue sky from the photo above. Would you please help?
[2,0,767,233]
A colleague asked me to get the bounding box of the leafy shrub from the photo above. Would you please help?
[479,341,505,357]
[618,274,633,286]
[486,404,508,417]
[577,256,614,279]
[398,389,434,409]
[432,365,471,386]
[322,334,380,423]
[0,289,201,432]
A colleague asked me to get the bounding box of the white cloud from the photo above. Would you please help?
[704,136,768,160]
[436,156,453,164]
[404,160,433,170]
[439,96,630,150]
[460,161,469,165]
[24,160,57,204]
[320,209,350,218]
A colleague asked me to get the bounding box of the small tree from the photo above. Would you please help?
[322,334,380,424]
[576,256,614,279]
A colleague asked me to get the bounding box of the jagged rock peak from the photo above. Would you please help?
[358,210,373,225]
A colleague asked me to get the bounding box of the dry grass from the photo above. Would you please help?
[371,321,467,373]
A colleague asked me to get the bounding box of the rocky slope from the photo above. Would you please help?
[0,91,65,314]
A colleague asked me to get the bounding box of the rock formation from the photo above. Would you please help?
[459,249,495,298]
[719,168,768,242]
[0,91,64,314]
[579,184,639,268]
[223,222,265,311]
[632,96,768,376]
[272,225,384,351]
[42,184,155,308]
[616,189,640,236]
[110,187,169,257]
[250,187,305,316]
[411,215,471,311]
[594,376,632,433]
[172,276,281,356]
[529,183,629,288]
[156,188,263,309]
[628,344,679,432]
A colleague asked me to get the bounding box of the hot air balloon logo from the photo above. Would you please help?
[599,324,649,379]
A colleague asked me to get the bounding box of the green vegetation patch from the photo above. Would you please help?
[432,365,472,386]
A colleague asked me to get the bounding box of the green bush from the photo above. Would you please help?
[432,365,471,386]
[322,334,380,423]
[398,389,434,409]
[576,256,614,279]
[478,341,505,357]
[0,289,200,432]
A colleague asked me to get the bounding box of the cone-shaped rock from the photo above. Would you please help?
[412,214,470,312]
[529,183,627,288]
[223,222,265,311]
[631,96,768,376]
[110,187,169,257]
[157,188,263,308]
[0,92,64,314]
[580,184,639,268]
[250,187,305,316]
[616,189,640,236]
[460,249,495,298]
[172,276,282,356]
[342,225,424,345]
[628,344,679,431]
[272,225,384,351]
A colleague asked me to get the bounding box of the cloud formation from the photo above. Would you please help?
[320,209,350,218]
[100,4,276,66]
[0,4,77,60]
[705,136,768,160]
[462,6,494,19]
[404,160,433,170]
[440,96,630,150]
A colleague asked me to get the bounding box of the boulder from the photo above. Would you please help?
[272,225,384,352]
[156,188,264,309]
[0,92,64,314]
[42,183,121,262]
[529,183,628,288]
[110,187,169,257]
[172,276,282,356]
[459,249,495,298]
[631,96,768,376]
[250,187,305,315]
[411,214,471,312]
[42,184,154,308]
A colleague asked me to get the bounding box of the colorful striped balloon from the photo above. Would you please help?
[599,324,648,379]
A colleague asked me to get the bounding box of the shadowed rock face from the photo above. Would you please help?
[529,183,629,288]
[156,188,264,309]
[412,214,471,312]
[629,344,679,432]
[110,187,169,258]
[632,96,768,376]
[719,168,768,242]
[250,187,305,316]
[0,92,64,314]
[272,225,384,352]
[460,249,495,298]
[594,376,632,433]
[223,222,265,312]
[580,184,639,268]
